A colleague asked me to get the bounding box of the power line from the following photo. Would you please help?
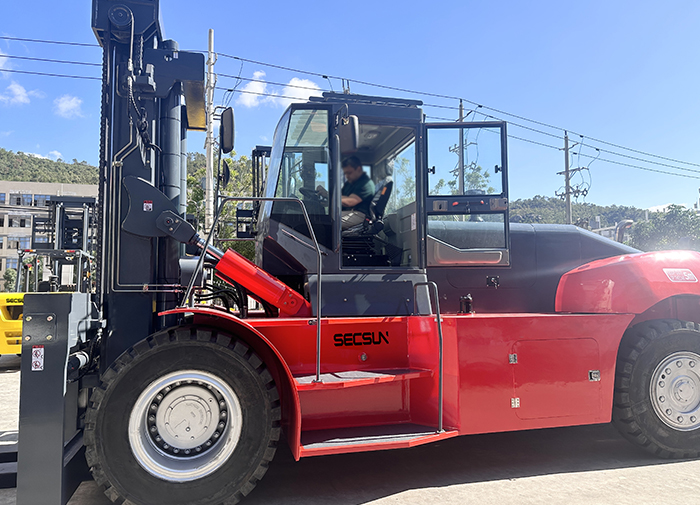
[0,36,99,48]
[4,36,700,175]
[0,54,101,67]
[0,68,100,80]
[217,52,700,169]
[425,115,700,180]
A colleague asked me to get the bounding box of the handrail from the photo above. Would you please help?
[181,196,325,382]
[413,281,444,433]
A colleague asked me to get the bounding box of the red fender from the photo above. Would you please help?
[556,250,700,314]
[161,307,303,460]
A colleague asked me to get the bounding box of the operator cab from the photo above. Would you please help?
[256,92,509,316]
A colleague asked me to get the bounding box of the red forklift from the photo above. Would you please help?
[15,1,700,504]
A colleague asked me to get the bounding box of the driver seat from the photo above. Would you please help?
[342,177,393,237]
[341,177,396,266]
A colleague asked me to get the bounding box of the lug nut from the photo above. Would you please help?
[659,396,665,403]
[677,361,683,368]
[659,381,665,388]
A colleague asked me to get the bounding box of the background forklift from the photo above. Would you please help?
[14,1,700,505]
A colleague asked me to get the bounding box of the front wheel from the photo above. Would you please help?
[85,326,280,505]
[613,319,700,458]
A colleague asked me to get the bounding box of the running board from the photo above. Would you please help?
[299,424,458,457]
[294,368,432,391]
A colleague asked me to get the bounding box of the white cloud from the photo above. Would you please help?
[234,72,322,109]
[53,94,84,118]
[277,78,322,108]
[0,130,12,137]
[236,71,276,108]
[48,150,62,161]
[27,152,49,160]
[0,49,10,76]
[0,81,44,105]
[0,81,29,105]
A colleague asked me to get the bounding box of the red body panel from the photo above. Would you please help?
[216,249,312,317]
[163,307,634,458]
[556,250,700,314]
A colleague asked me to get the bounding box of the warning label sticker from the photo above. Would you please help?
[31,346,44,372]
[143,200,153,212]
[664,268,698,283]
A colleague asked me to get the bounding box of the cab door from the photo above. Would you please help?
[423,121,510,267]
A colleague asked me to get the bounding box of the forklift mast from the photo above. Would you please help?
[91,0,206,365]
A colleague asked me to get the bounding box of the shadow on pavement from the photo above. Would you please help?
[241,423,682,505]
[53,422,689,504]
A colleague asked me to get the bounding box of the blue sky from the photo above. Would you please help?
[1,0,699,210]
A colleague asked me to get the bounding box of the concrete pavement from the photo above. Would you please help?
[0,355,698,505]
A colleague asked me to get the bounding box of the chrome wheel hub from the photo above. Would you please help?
[129,371,242,482]
[650,351,700,431]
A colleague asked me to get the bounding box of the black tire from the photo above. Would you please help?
[85,325,280,505]
[613,319,700,458]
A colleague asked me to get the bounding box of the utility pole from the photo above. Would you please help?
[564,131,572,224]
[205,29,215,233]
[458,99,464,195]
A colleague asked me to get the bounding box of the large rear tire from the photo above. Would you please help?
[613,319,700,458]
[85,325,280,505]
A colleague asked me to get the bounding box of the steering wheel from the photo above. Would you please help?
[299,187,328,204]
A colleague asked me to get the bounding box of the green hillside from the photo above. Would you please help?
[0,148,98,184]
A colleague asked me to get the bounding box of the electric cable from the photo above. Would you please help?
[0,35,99,47]
[0,68,100,80]
[4,35,700,175]
[0,54,101,66]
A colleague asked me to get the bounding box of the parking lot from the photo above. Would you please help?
[0,355,698,505]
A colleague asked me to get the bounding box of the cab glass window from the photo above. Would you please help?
[272,109,331,248]
[427,126,503,196]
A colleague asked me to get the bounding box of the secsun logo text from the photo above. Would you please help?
[333,331,389,347]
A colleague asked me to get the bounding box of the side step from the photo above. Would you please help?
[299,424,458,457]
[294,368,432,391]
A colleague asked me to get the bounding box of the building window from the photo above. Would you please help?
[34,236,48,243]
[6,258,18,270]
[0,193,4,204]
[18,237,30,250]
[9,194,32,206]
[34,194,51,206]
[0,216,4,227]
[8,216,31,228]
[7,237,19,249]
[0,237,3,249]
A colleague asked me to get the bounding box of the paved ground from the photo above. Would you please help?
[0,354,699,504]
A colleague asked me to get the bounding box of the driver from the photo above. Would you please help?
[317,156,375,229]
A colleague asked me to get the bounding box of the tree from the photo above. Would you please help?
[629,205,700,251]
[2,269,17,292]
[186,151,255,260]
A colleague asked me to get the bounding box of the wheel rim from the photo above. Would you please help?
[650,351,700,431]
[128,370,243,482]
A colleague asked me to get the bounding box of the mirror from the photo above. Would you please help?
[339,114,359,154]
[220,159,231,189]
[220,107,234,153]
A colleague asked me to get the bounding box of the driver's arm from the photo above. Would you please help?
[341,194,362,207]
